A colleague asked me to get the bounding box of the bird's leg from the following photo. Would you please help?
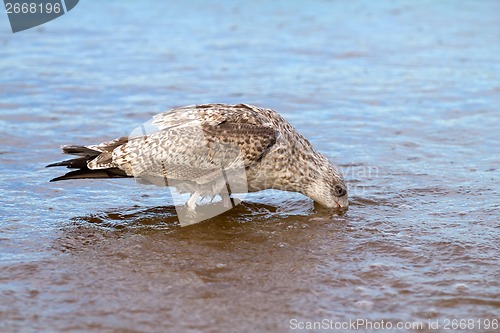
[220,169,234,208]
[186,191,201,211]
[221,192,232,208]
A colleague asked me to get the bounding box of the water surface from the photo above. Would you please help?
[0,1,499,332]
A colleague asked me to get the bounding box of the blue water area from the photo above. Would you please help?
[0,1,499,332]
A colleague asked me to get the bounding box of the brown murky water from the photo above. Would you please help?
[1,1,499,332]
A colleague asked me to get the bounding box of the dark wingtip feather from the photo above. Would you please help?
[48,141,130,182]
[61,145,100,156]
[46,156,92,169]
[49,168,130,182]
[46,161,67,168]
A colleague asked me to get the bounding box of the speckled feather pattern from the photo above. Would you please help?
[55,104,348,208]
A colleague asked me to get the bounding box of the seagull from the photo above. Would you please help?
[47,103,348,213]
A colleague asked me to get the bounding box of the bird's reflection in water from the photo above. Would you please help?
[74,201,300,230]
[76,197,349,227]
[55,197,348,258]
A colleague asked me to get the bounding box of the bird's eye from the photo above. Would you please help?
[334,185,347,197]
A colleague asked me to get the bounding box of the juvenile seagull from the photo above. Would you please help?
[47,104,348,211]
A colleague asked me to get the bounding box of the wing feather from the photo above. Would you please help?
[112,105,277,184]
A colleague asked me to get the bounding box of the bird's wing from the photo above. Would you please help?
[112,105,278,184]
[150,104,227,131]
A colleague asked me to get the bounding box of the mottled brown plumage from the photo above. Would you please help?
[47,104,348,210]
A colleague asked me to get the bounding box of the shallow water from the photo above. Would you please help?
[1,1,499,332]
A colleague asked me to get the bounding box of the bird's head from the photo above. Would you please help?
[304,158,348,210]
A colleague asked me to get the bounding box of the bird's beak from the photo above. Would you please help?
[335,200,349,210]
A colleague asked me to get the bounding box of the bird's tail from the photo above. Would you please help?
[46,143,130,182]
